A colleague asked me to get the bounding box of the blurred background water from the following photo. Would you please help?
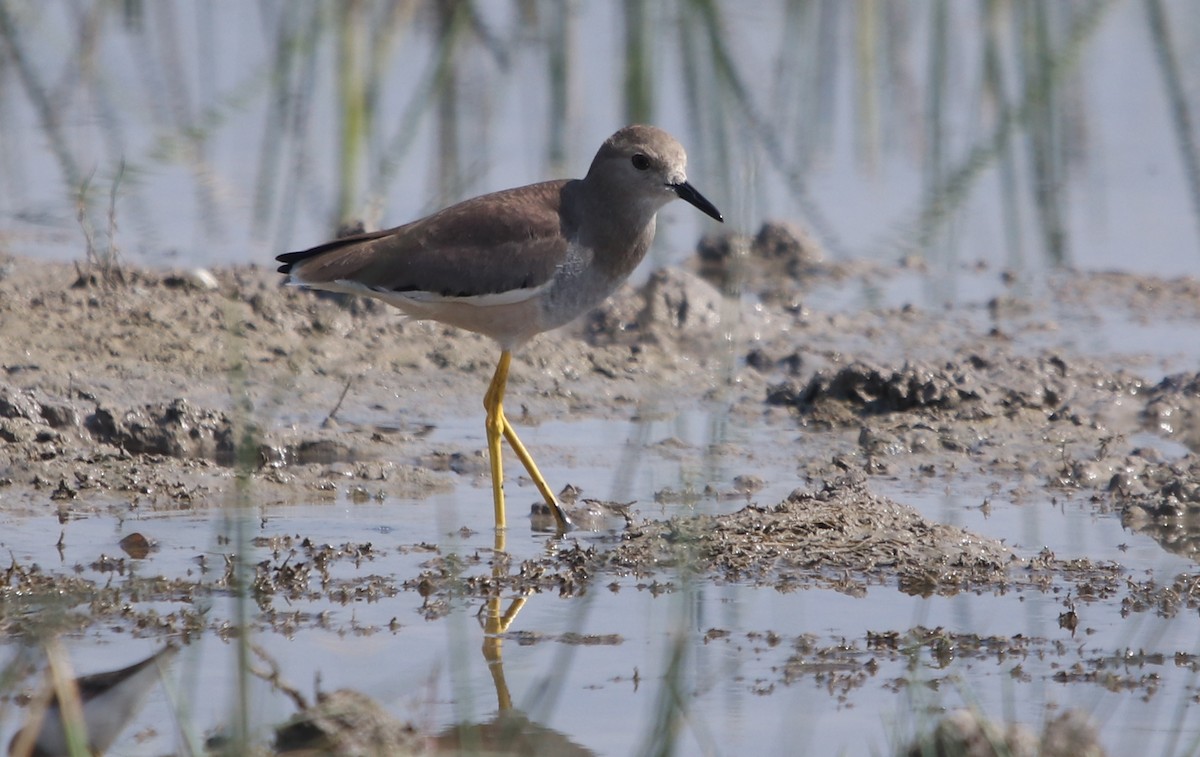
[1,0,1199,286]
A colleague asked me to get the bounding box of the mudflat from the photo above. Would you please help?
[2,223,1199,752]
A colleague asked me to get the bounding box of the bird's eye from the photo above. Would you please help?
[631,153,651,171]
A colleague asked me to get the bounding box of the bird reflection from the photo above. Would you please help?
[428,529,594,757]
[274,531,597,755]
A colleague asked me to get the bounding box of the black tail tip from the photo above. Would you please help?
[275,250,304,275]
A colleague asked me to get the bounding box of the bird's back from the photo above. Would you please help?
[277,180,575,300]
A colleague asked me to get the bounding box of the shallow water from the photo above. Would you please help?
[3,396,1200,755]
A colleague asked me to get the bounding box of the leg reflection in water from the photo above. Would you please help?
[483,529,524,712]
[428,530,594,756]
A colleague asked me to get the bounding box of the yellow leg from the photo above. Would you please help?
[484,354,510,530]
[501,419,572,530]
[483,351,572,532]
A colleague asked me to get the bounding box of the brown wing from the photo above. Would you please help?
[276,180,575,298]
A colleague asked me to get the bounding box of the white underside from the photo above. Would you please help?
[286,277,549,309]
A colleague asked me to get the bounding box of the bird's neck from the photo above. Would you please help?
[570,179,661,279]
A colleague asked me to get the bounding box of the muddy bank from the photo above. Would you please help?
[2,223,1198,630]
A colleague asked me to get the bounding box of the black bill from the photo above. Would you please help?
[673,181,724,223]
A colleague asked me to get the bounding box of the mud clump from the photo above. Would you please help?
[902,709,1106,757]
[584,267,726,349]
[400,474,1018,614]
[1117,453,1200,558]
[0,386,85,448]
[770,359,985,415]
[274,689,421,756]
[87,398,236,463]
[0,388,236,464]
[0,386,49,424]
[695,220,824,299]
[767,353,1096,422]
[597,473,1012,596]
[1143,370,1200,451]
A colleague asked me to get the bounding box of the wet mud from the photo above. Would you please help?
[2,222,1199,751]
